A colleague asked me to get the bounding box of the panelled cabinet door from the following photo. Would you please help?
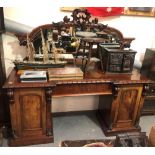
[112,85,143,129]
[10,89,46,137]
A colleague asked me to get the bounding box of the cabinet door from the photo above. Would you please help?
[10,89,46,137]
[112,86,143,128]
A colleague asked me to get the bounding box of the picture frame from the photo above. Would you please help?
[60,7,155,17]
[60,7,85,12]
[124,7,155,17]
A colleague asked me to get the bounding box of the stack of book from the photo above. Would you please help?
[20,70,47,82]
[48,67,83,81]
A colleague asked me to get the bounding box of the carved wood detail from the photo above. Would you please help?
[45,88,52,104]
[16,8,134,49]
[112,84,120,97]
[142,84,150,96]
[45,88,53,137]
[7,89,14,104]
[71,9,107,31]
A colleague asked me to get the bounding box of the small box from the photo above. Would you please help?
[99,44,136,73]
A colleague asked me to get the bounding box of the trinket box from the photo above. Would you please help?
[100,44,136,73]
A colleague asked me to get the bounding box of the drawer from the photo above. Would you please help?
[52,83,112,97]
[109,64,121,72]
[109,53,123,64]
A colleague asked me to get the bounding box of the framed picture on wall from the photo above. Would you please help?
[124,7,155,17]
[60,7,85,12]
[60,7,155,17]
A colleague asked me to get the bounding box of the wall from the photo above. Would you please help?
[101,15,155,63]
[2,7,155,112]
[2,34,27,75]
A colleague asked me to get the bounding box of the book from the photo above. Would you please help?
[20,70,47,82]
[20,70,47,78]
[48,67,83,81]
[48,67,83,78]
[20,79,47,82]
[49,76,83,81]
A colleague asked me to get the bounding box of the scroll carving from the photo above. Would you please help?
[71,9,107,31]
[7,89,14,104]
[142,84,150,96]
[45,88,52,104]
[16,8,134,50]
[112,84,120,97]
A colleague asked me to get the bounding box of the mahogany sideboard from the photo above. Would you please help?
[3,68,154,146]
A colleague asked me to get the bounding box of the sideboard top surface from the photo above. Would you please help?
[3,68,153,89]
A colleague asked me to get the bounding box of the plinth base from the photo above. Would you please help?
[8,135,53,146]
[97,112,141,136]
